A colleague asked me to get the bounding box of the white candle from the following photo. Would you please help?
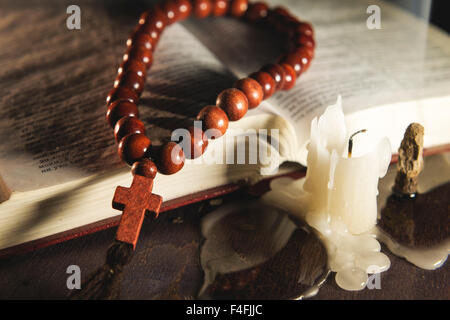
[304,96,392,234]
[265,97,393,291]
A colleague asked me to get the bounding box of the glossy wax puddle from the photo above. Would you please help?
[262,153,450,291]
[262,177,389,291]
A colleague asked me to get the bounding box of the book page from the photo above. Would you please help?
[0,1,235,193]
[184,0,450,148]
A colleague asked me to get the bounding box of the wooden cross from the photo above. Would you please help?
[112,175,163,248]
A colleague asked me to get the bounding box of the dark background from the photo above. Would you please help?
[388,0,450,33]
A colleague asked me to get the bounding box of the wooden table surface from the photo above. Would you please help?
[0,190,448,300]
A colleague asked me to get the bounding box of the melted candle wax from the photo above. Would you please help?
[263,97,393,291]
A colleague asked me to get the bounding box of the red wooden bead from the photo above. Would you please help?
[301,56,311,72]
[212,0,229,16]
[131,158,158,179]
[280,53,303,76]
[138,11,149,25]
[174,0,192,20]
[185,126,208,159]
[245,1,268,23]
[249,71,275,99]
[106,100,139,127]
[140,24,160,46]
[123,45,153,69]
[271,6,290,17]
[106,87,139,106]
[283,14,299,26]
[229,0,248,17]
[193,0,212,18]
[292,33,315,48]
[126,31,154,51]
[114,116,146,142]
[114,70,145,95]
[118,59,147,78]
[261,63,285,90]
[267,8,290,33]
[294,49,312,72]
[118,133,151,165]
[161,0,179,25]
[216,88,248,121]
[280,63,296,90]
[144,8,167,32]
[292,46,315,60]
[196,105,229,138]
[272,8,299,34]
[157,141,185,175]
[294,22,314,37]
[233,77,263,109]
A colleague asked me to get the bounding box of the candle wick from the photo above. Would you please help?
[348,129,367,158]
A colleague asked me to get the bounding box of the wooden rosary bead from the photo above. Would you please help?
[131,159,158,179]
[123,45,153,69]
[245,1,269,23]
[280,53,303,76]
[261,63,285,90]
[114,70,145,95]
[106,100,139,127]
[249,71,275,99]
[193,0,212,18]
[118,133,151,166]
[212,0,229,16]
[143,8,167,32]
[267,7,291,34]
[293,22,314,37]
[196,105,229,138]
[271,6,290,17]
[292,33,315,48]
[185,126,209,159]
[286,47,314,74]
[297,53,311,73]
[156,141,185,175]
[279,63,296,90]
[138,11,149,25]
[126,31,154,51]
[160,0,179,25]
[118,59,147,78]
[140,24,161,46]
[106,87,139,106]
[229,0,248,17]
[174,0,192,21]
[233,77,263,109]
[216,88,248,121]
[291,46,315,60]
[114,116,146,142]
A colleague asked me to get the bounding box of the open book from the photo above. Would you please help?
[0,0,449,253]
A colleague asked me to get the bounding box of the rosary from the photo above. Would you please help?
[73,0,315,299]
